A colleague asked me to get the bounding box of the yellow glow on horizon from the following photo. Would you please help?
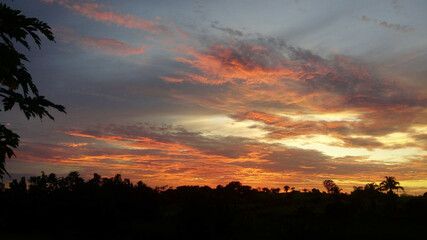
[273,134,342,146]
[173,115,269,138]
[277,111,362,122]
[400,180,427,191]
[270,134,426,163]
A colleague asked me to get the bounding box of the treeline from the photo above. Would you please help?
[1,172,426,239]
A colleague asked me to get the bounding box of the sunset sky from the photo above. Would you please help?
[4,0,427,194]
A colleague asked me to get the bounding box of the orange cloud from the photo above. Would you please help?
[165,42,309,85]
[232,111,287,125]
[59,142,89,148]
[161,35,426,145]
[65,130,197,154]
[162,38,409,114]
[14,126,427,194]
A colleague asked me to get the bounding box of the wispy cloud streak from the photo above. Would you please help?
[356,15,414,33]
[43,0,171,34]
[54,26,147,56]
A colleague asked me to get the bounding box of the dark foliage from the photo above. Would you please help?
[0,3,66,178]
[323,179,342,194]
[1,172,426,239]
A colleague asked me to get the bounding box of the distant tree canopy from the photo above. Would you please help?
[1,172,425,239]
[0,3,65,178]
[323,179,342,194]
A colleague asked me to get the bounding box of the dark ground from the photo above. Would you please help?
[1,172,426,239]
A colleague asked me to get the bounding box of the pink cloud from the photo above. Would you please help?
[80,37,146,56]
[159,76,184,83]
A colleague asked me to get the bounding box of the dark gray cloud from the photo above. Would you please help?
[357,15,414,33]
[211,22,244,37]
[262,150,377,175]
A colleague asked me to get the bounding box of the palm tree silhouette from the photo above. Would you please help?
[379,176,404,195]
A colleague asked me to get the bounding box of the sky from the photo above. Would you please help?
[3,0,427,194]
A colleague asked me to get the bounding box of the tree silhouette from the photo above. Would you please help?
[46,173,58,191]
[364,182,379,192]
[1,171,425,239]
[323,179,341,194]
[225,181,244,194]
[311,188,320,194]
[284,185,290,193]
[0,124,18,178]
[88,173,102,187]
[63,171,84,191]
[0,3,66,178]
[379,176,404,195]
[28,171,48,193]
[9,176,26,193]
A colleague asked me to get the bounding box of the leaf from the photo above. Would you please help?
[0,124,20,179]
